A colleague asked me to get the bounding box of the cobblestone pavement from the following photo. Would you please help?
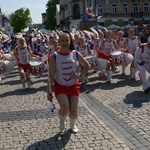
[0,64,150,150]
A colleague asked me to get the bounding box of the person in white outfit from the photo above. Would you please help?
[14,37,41,90]
[134,36,150,93]
[99,30,120,83]
[47,31,90,133]
[126,28,141,79]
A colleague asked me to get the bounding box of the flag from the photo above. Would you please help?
[86,7,92,15]
[82,12,88,23]
[86,6,97,17]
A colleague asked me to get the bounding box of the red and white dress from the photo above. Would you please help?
[17,46,31,71]
[126,36,140,55]
[78,44,89,58]
[99,40,115,62]
[53,50,79,97]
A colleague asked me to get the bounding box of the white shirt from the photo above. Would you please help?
[17,46,30,64]
[54,50,78,86]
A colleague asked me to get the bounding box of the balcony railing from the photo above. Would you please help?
[131,12,143,18]
[72,0,79,2]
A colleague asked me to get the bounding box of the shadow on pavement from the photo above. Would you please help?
[26,130,72,150]
[80,75,141,93]
[0,85,47,98]
[123,90,150,108]
[1,79,20,85]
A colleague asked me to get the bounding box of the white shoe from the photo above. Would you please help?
[59,115,67,133]
[81,79,85,84]
[70,118,78,133]
[27,81,31,88]
[85,78,89,83]
[21,79,26,90]
[71,124,78,133]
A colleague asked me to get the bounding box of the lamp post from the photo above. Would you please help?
[94,0,97,29]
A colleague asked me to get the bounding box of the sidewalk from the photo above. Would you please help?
[0,65,150,150]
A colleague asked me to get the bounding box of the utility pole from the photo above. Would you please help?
[94,0,97,29]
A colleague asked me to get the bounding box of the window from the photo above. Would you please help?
[73,4,80,19]
[124,21,128,25]
[134,21,138,25]
[113,22,117,25]
[72,0,79,2]
[122,3,128,13]
[97,5,103,14]
[112,4,117,13]
[133,3,139,13]
[143,3,149,12]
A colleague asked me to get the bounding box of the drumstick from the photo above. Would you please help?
[47,61,55,112]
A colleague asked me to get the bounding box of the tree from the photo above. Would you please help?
[46,0,59,30]
[9,8,32,33]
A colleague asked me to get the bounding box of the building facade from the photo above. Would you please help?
[57,0,150,30]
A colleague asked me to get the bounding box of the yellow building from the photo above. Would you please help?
[57,0,150,30]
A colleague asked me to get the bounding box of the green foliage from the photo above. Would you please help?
[46,0,59,30]
[9,8,32,33]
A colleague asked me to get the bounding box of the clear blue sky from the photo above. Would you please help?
[0,0,49,24]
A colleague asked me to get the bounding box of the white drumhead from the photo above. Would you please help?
[97,58,107,71]
[91,50,98,58]
[29,58,42,66]
[85,55,95,59]
[111,51,123,56]
[124,53,133,65]
[4,60,14,73]
[4,53,15,61]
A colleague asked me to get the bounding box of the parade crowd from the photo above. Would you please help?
[0,24,150,133]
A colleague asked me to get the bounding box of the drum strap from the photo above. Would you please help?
[53,53,56,60]
[140,45,144,53]
[76,51,78,60]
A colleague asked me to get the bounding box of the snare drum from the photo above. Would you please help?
[29,58,44,75]
[85,55,98,75]
[0,60,6,73]
[0,60,14,74]
[111,51,125,65]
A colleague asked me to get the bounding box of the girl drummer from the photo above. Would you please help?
[78,36,93,83]
[14,37,41,90]
[126,28,141,79]
[99,30,120,83]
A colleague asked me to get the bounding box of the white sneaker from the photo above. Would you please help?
[27,81,31,88]
[71,124,78,133]
[21,79,26,90]
[70,118,78,133]
[85,78,89,83]
[81,79,85,84]
[59,115,67,134]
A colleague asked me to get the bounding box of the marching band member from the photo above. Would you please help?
[94,29,104,54]
[14,37,41,90]
[47,31,90,133]
[47,35,55,55]
[78,36,93,83]
[112,30,118,41]
[99,30,120,83]
[53,38,60,52]
[73,33,80,50]
[117,30,128,75]
[134,36,150,94]
[126,28,141,79]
